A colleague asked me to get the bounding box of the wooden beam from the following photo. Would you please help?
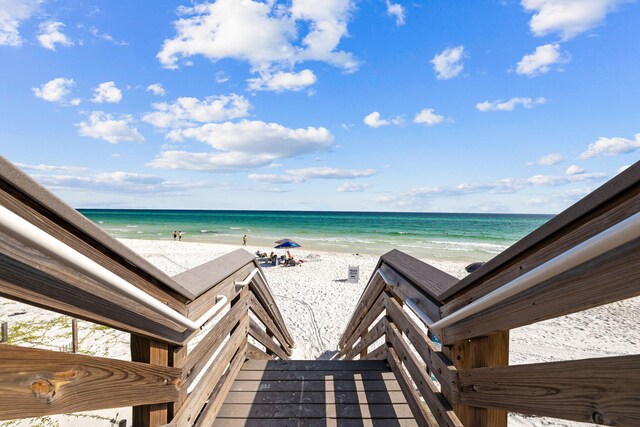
[71,319,78,353]
[0,343,179,420]
[249,293,292,356]
[339,293,386,358]
[248,319,288,360]
[458,355,640,426]
[339,270,386,350]
[0,322,7,343]
[249,269,295,348]
[131,336,172,426]
[246,343,272,360]
[386,322,462,427]
[440,237,640,344]
[442,331,508,427]
[387,346,434,427]
[345,317,387,361]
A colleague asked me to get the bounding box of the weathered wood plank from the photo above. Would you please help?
[440,161,640,302]
[213,418,419,426]
[249,293,292,356]
[249,269,295,347]
[0,157,190,307]
[229,379,402,392]
[345,317,387,360]
[386,322,463,427]
[193,341,247,427]
[182,293,248,390]
[0,235,188,344]
[458,355,640,426]
[340,293,386,357]
[384,293,458,400]
[235,370,397,381]
[0,343,180,420]
[172,317,249,427]
[380,262,443,322]
[339,270,386,350]
[241,360,390,372]
[131,337,171,426]
[173,249,255,300]
[222,390,409,404]
[363,343,389,361]
[381,250,458,302]
[440,237,640,343]
[246,343,272,360]
[248,319,289,360]
[216,402,415,419]
[442,331,508,427]
[183,263,252,322]
[387,346,434,427]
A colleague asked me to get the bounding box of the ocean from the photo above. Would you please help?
[80,210,553,263]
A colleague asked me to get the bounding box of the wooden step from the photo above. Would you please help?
[214,360,418,426]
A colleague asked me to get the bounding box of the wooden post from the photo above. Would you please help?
[169,345,187,420]
[443,331,509,427]
[71,319,78,353]
[131,335,170,427]
[359,328,368,358]
[1,322,7,343]
[265,331,275,357]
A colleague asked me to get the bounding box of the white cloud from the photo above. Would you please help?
[247,69,317,92]
[288,167,376,180]
[364,112,389,128]
[521,0,628,40]
[16,163,88,172]
[526,172,606,186]
[247,174,305,184]
[617,164,631,174]
[89,27,128,46]
[565,164,585,175]
[157,0,358,88]
[431,45,464,80]
[37,21,73,50]
[337,182,371,192]
[77,111,145,144]
[70,98,81,106]
[476,97,546,112]
[385,0,405,26]
[146,83,166,96]
[215,71,230,83]
[92,81,123,104]
[414,108,445,126]
[580,133,640,159]
[528,153,564,166]
[150,120,334,172]
[0,0,42,46]
[32,77,74,103]
[34,171,209,194]
[142,94,251,129]
[516,43,569,77]
[249,167,376,184]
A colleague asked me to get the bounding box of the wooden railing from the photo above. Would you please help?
[0,156,294,426]
[339,161,640,427]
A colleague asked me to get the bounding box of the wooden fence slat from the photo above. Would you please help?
[249,270,295,348]
[340,293,386,357]
[363,343,388,361]
[246,343,272,360]
[339,271,386,349]
[385,322,463,427]
[248,319,288,360]
[440,237,640,343]
[458,354,640,426]
[194,341,247,426]
[172,317,249,427]
[386,346,434,427]
[249,293,292,356]
[0,344,180,420]
[345,317,387,360]
[182,293,248,390]
[384,293,458,400]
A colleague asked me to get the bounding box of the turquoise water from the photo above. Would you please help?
[79,210,553,263]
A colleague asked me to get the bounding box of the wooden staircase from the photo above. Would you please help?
[214,360,418,426]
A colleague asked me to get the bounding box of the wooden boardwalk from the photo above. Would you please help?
[214,360,419,426]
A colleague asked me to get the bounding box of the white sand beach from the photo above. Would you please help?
[1,238,638,427]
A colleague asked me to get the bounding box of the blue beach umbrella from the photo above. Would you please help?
[274,240,301,249]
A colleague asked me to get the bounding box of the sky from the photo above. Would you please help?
[1,0,639,214]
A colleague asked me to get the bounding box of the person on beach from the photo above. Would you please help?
[173,231,177,241]
[243,234,247,246]
[178,231,183,241]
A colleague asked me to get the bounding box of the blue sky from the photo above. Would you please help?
[1,0,638,213]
